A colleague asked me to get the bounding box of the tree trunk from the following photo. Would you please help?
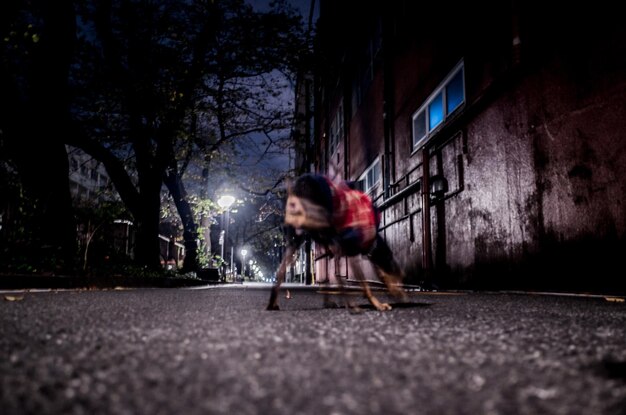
[164,171,200,273]
[133,183,163,270]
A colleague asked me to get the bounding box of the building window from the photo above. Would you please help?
[99,174,109,190]
[412,60,465,150]
[359,158,381,194]
[352,18,383,113]
[329,99,344,160]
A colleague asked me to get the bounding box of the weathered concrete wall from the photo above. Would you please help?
[425,61,626,292]
[381,4,626,293]
[312,0,626,293]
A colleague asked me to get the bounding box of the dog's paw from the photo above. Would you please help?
[377,303,393,311]
[370,297,392,311]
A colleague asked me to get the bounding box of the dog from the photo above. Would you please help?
[267,173,407,312]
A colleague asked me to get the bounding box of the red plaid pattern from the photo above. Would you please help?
[329,180,378,251]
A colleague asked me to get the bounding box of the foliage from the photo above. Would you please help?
[74,197,131,271]
[89,257,202,281]
[1,0,309,274]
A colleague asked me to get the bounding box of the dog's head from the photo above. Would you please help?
[284,174,333,231]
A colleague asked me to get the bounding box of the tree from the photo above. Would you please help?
[162,0,305,272]
[0,0,78,272]
[231,189,287,278]
[1,0,307,273]
[70,0,306,271]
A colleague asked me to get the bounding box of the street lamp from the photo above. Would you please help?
[217,195,235,281]
[217,195,236,210]
[240,249,248,279]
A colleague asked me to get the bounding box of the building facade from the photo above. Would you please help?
[306,0,626,293]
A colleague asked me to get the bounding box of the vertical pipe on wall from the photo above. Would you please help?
[511,0,522,67]
[304,78,314,285]
[381,7,394,199]
[421,148,433,272]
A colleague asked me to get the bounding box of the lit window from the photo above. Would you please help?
[428,93,443,130]
[412,61,465,150]
[446,68,464,114]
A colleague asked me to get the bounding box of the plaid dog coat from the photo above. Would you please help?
[284,175,379,256]
[331,180,379,255]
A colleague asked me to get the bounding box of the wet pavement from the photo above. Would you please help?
[1,284,625,414]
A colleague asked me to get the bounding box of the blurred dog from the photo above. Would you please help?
[267,174,407,312]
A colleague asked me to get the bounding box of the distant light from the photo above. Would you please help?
[114,219,133,225]
[217,195,235,209]
[241,249,248,257]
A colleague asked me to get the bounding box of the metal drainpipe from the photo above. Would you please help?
[382,9,394,200]
[511,0,522,67]
[304,77,313,285]
[421,148,433,273]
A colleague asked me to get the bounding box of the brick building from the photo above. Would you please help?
[298,0,626,293]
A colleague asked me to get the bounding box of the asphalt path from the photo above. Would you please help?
[1,284,625,415]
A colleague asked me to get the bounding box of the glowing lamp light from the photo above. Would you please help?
[217,195,235,209]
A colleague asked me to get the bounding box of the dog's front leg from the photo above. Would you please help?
[267,246,296,311]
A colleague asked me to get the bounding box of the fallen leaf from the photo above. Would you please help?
[605,297,625,303]
[4,295,24,302]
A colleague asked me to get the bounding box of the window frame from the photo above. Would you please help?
[329,98,344,165]
[358,157,382,195]
[412,60,465,150]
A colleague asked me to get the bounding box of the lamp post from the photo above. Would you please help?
[240,249,248,279]
[217,195,235,281]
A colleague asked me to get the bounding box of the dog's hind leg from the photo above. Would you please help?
[376,267,408,302]
[349,257,392,311]
[267,246,296,311]
[369,235,408,302]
